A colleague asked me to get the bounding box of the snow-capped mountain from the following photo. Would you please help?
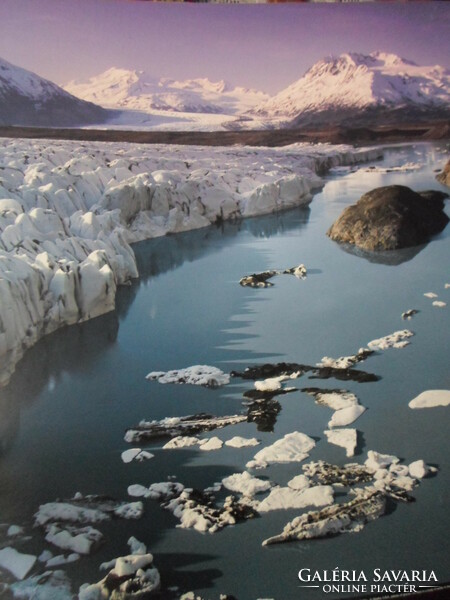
[253,52,450,127]
[0,57,110,127]
[64,67,270,115]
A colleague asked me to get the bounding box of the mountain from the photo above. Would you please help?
[64,67,270,115]
[253,52,450,128]
[0,57,110,127]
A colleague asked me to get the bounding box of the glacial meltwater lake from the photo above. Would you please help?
[0,142,449,599]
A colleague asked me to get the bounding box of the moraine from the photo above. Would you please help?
[0,141,449,599]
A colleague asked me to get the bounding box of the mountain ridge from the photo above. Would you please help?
[0,56,110,127]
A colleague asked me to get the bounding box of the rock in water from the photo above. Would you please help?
[327,185,448,250]
[436,160,450,187]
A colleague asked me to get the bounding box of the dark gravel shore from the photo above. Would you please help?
[0,121,448,147]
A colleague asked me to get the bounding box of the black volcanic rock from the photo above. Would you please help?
[327,185,449,251]
[436,160,450,187]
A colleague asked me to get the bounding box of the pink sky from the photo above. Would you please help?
[0,0,449,94]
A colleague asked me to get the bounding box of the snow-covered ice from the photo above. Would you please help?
[199,436,223,451]
[79,538,160,599]
[367,329,414,350]
[328,405,366,428]
[432,301,446,308]
[409,390,450,409]
[0,547,36,580]
[256,485,334,513]
[224,436,260,448]
[324,428,358,457]
[45,524,102,555]
[221,471,272,496]
[10,570,73,600]
[424,292,438,298]
[365,450,400,472]
[146,365,230,388]
[121,448,154,463]
[163,435,204,449]
[287,474,310,491]
[246,432,316,469]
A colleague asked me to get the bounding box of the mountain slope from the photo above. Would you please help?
[64,67,270,115]
[0,57,110,127]
[253,52,450,128]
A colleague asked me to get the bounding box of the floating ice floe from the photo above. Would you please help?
[256,485,334,513]
[367,329,414,351]
[328,405,366,429]
[432,300,446,307]
[164,489,257,534]
[402,309,419,320]
[239,264,307,288]
[224,436,260,448]
[424,292,438,298]
[34,494,144,527]
[324,428,358,457]
[128,482,185,500]
[45,524,103,555]
[79,537,160,600]
[162,435,204,449]
[121,448,154,463]
[262,487,386,545]
[221,472,272,496]
[261,446,433,546]
[10,570,73,600]
[409,390,450,409]
[239,270,279,288]
[287,474,310,491]
[125,413,246,443]
[6,525,24,537]
[232,361,379,384]
[199,437,223,451]
[303,460,373,487]
[317,348,373,369]
[146,365,230,387]
[0,547,36,580]
[302,388,359,410]
[246,431,316,469]
[45,553,80,567]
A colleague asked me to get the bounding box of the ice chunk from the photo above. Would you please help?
[287,474,310,491]
[367,329,414,350]
[199,436,223,451]
[365,450,400,472]
[424,292,438,298]
[432,300,446,307]
[257,485,334,513]
[328,405,366,428]
[163,435,202,449]
[121,448,154,463]
[224,436,260,448]
[45,524,103,555]
[146,365,230,387]
[246,432,315,469]
[0,547,36,580]
[409,390,450,409]
[324,428,357,457]
[222,472,272,496]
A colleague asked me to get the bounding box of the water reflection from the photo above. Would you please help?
[333,241,427,265]
[0,206,311,453]
[0,311,119,455]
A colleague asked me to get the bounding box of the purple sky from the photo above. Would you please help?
[0,0,449,94]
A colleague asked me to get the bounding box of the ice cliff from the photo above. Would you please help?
[0,138,381,385]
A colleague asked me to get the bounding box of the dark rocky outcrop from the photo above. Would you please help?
[436,160,450,187]
[327,185,449,251]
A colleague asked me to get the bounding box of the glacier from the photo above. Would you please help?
[0,137,382,386]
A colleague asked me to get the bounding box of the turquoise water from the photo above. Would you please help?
[0,142,449,598]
